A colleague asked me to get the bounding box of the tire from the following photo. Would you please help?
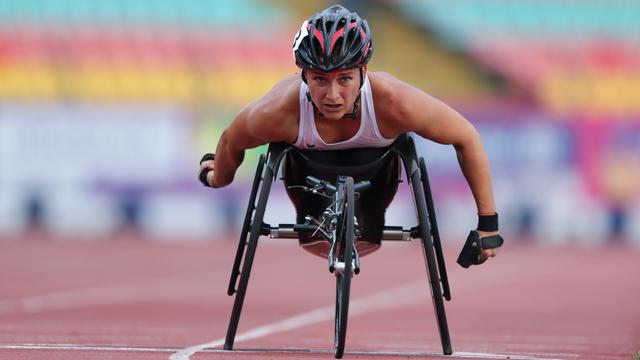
[419,158,450,301]
[334,177,355,359]
[411,173,452,355]
[224,160,273,350]
[228,154,265,296]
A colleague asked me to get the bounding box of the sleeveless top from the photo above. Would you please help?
[292,76,395,150]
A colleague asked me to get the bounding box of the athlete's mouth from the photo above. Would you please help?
[323,104,342,111]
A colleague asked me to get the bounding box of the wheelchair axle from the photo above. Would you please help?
[264,223,419,241]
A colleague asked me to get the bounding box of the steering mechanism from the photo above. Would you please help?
[288,176,370,275]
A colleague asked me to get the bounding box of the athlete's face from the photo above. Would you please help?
[305,67,365,120]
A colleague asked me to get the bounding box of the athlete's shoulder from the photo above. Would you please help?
[245,74,302,143]
[271,73,303,97]
[253,74,301,116]
[368,71,441,137]
[368,71,420,118]
[369,71,420,99]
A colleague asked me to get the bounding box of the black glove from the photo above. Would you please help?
[199,153,215,187]
[456,230,504,268]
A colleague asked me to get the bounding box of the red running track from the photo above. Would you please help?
[0,235,638,359]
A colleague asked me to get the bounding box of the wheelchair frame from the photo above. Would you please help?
[223,133,453,357]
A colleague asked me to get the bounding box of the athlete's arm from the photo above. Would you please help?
[380,75,496,215]
[412,97,496,217]
[200,76,300,188]
[208,105,264,187]
[374,73,499,259]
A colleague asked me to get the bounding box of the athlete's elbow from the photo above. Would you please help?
[452,123,478,146]
[217,128,230,151]
[218,129,243,158]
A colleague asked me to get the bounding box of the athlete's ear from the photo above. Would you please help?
[361,65,367,77]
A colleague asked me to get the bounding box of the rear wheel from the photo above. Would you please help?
[333,177,355,359]
[227,154,265,296]
[411,173,452,355]
[224,159,273,350]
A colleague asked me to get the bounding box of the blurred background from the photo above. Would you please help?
[0,0,638,246]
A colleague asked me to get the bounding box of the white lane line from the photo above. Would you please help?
[0,271,215,316]
[0,343,175,353]
[168,280,427,360]
[170,258,569,360]
[0,344,572,359]
[452,352,569,360]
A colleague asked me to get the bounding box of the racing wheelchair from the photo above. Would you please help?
[222,133,452,358]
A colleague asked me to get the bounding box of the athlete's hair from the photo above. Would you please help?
[292,5,373,72]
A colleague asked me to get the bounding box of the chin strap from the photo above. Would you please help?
[303,68,364,120]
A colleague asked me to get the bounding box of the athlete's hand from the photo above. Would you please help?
[457,230,503,268]
[476,230,499,262]
[198,153,218,188]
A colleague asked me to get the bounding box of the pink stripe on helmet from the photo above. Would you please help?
[313,28,325,53]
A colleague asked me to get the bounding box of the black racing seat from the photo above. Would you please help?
[285,145,398,179]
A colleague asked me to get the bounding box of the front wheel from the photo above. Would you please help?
[334,176,355,359]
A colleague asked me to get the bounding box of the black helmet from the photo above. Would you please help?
[293,5,373,71]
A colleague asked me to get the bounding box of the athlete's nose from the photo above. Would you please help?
[325,81,340,102]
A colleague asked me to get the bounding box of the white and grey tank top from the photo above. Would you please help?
[292,76,395,150]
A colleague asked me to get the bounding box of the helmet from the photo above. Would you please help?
[293,5,373,72]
